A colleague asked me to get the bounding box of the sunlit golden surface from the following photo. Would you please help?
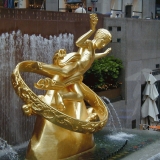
[11,14,112,160]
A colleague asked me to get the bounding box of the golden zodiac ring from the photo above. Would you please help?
[11,61,108,134]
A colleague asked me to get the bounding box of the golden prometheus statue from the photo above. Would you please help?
[11,14,112,160]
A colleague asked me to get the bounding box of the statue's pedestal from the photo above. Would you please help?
[26,116,95,160]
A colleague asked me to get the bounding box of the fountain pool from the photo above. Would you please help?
[1,128,160,160]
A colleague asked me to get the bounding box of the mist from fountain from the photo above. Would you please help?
[0,138,18,160]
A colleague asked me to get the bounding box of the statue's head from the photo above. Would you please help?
[53,49,80,67]
[53,49,66,65]
[93,28,112,49]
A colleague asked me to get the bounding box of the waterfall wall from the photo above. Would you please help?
[0,31,74,145]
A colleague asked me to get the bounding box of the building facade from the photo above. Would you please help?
[1,0,159,19]
[44,0,157,19]
[104,17,160,129]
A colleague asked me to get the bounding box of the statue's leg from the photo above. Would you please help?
[59,83,89,120]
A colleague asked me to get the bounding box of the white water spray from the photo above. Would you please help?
[102,99,117,132]
[0,138,18,160]
[101,96,122,132]
[107,132,136,141]
[0,30,74,62]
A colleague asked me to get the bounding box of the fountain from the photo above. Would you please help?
[0,30,75,160]
[0,29,74,145]
[0,24,74,159]
[1,13,160,160]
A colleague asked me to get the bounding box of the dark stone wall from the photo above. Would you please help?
[0,8,103,46]
[0,8,104,145]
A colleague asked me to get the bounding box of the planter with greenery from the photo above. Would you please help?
[83,56,123,93]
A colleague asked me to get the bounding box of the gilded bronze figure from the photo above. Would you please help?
[11,14,112,160]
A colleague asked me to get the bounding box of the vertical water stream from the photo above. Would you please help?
[0,30,74,146]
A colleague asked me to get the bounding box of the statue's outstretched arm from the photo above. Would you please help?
[76,14,98,47]
[37,62,79,77]
[94,48,111,60]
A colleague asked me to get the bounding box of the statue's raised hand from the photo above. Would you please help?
[90,14,98,31]
[104,48,112,55]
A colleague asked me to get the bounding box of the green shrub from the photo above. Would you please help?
[83,56,123,91]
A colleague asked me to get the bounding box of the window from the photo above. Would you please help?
[117,38,121,43]
[108,26,112,31]
[132,120,136,129]
[117,27,121,31]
